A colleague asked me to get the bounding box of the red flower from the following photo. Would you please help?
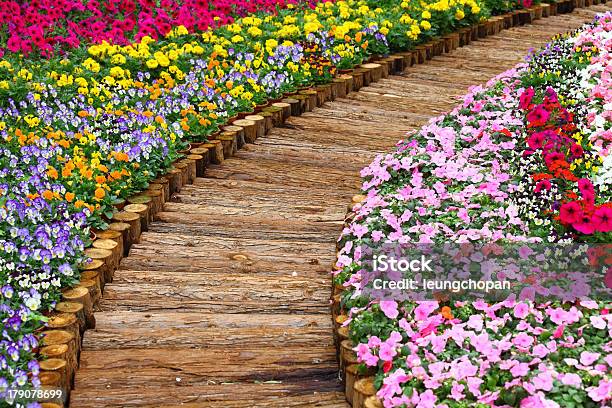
[570,143,584,158]
[382,360,393,373]
[559,201,582,224]
[532,173,553,181]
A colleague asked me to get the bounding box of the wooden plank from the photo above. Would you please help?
[71,383,347,407]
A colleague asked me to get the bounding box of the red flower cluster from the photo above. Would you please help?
[520,87,612,235]
[0,0,318,57]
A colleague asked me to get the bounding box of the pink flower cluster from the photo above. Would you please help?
[0,0,312,56]
[354,299,611,408]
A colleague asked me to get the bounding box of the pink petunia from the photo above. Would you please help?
[580,351,601,366]
[514,302,530,319]
[513,333,534,348]
[560,373,582,387]
[414,301,438,321]
[587,380,612,402]
[380,300,399,319]
[510,362,530,377]
[379,342,397,362]
[531,344,549,358]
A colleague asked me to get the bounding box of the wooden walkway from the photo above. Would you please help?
[69,5,611,407]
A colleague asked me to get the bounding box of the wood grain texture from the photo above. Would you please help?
[70,5,611,406]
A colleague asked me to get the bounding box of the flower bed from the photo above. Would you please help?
[0,0,313,57]
[334,12,612,408]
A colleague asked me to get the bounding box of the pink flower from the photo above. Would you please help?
[533,371,553,391]
[590,315,607,330]
[531,344,549,358]
[548,307,567,325]
[560,373,582,387]
[352,224,369,239]
[414,302,438,321]
[457,360,478,379]
[355,343,379,366]
[378,368,410,400]
[467,377,483,396]
[450,382,465,401]
[513,333,534,348]
[580,351,600,366]
[379,342,397,362]
[380,300,399,319]
[513,303,529,319]
[416,389,437,408]
[510,362,530,377]
[520,393,560,408]
[587,379,612,402]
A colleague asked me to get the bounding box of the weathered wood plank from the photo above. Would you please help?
[71,383,347,407]
[117,253,333,276]
[83,326,335,349]
[90,312,333,330]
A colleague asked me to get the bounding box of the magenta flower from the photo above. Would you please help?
[526,105,550,126]
[573,214,596,234]
[559,201,583,225]
[593,206,612,232]
[519,87,535,110]
[534,179,551,193]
